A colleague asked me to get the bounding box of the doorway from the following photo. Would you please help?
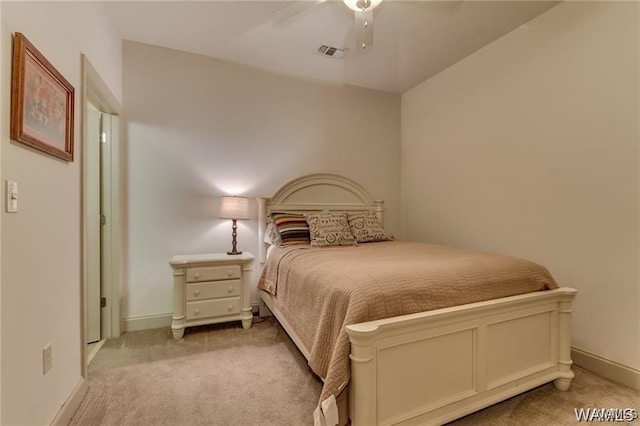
[81,56,122,372]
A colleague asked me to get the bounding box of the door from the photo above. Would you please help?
[87,107,119,344]
[86,106,102,344]
[100,112,119,339]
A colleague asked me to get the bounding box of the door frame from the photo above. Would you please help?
[80,55,121,378]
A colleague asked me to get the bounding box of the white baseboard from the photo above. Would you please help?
[121,313,172,332]
[258,298,273,317]
[51,378,87,426]
[87,339,106,365]
[572,347,640,391]
[123,304,260,333]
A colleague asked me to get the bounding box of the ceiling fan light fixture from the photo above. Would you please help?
[343,0,382,12]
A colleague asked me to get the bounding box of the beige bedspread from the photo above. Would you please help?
[258,240,558,418]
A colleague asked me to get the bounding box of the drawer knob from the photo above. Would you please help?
[193,289,201,297]
[227,270,233,277]
[194,308,200,316]
[227,287,233,293]
[227,305,233,311]
[194,272,201,279]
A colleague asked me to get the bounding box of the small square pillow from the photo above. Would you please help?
[270,212,310,246]
[306,213,357,247]
[347,212,392,243]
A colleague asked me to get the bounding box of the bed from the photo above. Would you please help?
[256,173,577,426]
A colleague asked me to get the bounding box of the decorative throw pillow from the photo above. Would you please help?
[306,213,357,247]
[347,212,392,243]
[270,212,310,246]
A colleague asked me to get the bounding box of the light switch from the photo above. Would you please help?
[6,180,18,213]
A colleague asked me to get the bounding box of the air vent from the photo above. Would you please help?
[315,44,348,59]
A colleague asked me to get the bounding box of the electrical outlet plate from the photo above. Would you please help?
[43,343,52,374]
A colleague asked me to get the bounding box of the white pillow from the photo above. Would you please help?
[263,222,282,246]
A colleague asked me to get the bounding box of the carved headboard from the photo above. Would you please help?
[257,173,384,263]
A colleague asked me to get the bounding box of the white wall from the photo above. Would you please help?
[122,41,401,324]
[0,2,121,424]
[402,2,639,371]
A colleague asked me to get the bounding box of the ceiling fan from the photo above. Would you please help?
[272,0,384,50]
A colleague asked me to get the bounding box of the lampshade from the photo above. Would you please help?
[343,0,382,12]
[219,196,250,220]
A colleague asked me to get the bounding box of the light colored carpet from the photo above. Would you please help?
[71,318,322,426]
[70,317,639,426]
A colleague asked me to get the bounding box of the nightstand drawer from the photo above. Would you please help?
[187,265,241,282]
[186,280,241,301]
[186,298,241,320]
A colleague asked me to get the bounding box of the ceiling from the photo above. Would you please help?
[105,1,559,94]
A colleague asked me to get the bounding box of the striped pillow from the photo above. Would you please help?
[270,212,310,246]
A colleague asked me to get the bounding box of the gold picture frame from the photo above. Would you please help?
[10,32,75,162]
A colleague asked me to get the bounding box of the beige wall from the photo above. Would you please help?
[122,41,401,323]
[0,2,121,424]
[402,2,639,370]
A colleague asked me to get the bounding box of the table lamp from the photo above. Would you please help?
[219,196,250,255]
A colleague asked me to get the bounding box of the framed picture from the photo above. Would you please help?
[10,32,75,162]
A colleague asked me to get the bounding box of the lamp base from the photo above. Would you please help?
[227,219,242,255]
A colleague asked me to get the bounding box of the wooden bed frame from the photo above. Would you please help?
[257,173,577,426]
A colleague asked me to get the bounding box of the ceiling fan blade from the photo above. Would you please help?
[354,8,374,50]
[271,0,325,21]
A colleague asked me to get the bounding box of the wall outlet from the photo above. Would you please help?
[43,343,52,375]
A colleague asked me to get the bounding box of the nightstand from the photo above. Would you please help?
[169,252,254,340]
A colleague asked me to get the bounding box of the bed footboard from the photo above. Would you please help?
[346,287,577,426]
